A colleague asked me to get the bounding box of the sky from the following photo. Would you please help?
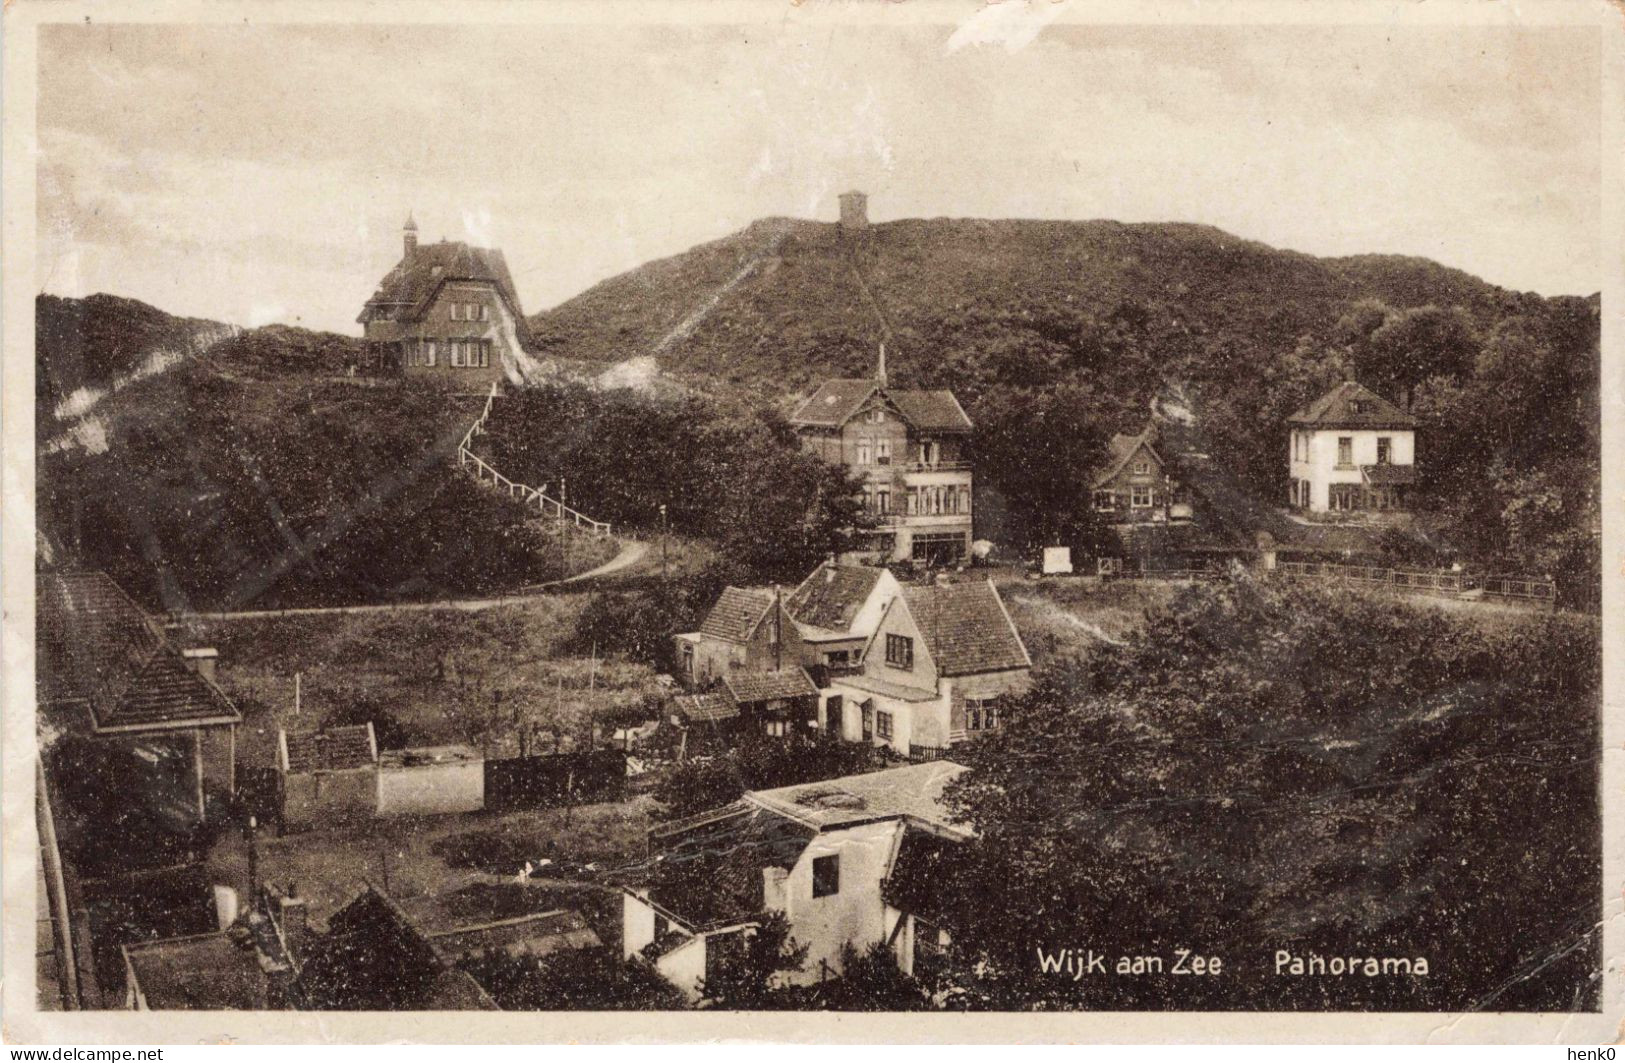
[36,13,1603,334]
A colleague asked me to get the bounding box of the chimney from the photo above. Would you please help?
[762,866,789,912]
[839,190,868,231]
[403,211,419,258]
[182,647,218,684]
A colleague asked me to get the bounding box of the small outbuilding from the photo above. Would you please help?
[276,723,379,833]
[377,744,485,818]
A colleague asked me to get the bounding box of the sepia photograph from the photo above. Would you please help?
[4,0,1619,1045]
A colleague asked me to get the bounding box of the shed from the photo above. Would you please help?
[377,744,485,818]
[276,723,379,833]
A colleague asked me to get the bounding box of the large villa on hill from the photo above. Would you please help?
[789,349,975,565]
[357,213,534,384]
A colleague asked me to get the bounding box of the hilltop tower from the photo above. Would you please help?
[839,191,869,231]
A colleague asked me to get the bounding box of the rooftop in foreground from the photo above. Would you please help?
[746,760,970,835]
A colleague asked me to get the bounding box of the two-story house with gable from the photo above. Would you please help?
[789,350,974,564]
[1091,424,1194,525]
[357,214,535,384]
[621,760,971,999]
[823,580,1030,757]
[1288,380,1417,513]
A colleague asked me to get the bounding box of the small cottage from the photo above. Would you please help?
[673,586,805,689]
[621,761,970,1000]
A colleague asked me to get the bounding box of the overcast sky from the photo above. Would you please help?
[37,15,1601,334]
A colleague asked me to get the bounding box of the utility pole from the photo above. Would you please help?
[659,503,669,587]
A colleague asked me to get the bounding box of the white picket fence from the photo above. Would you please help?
[456,382,613,536]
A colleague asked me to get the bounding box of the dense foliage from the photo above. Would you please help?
[459,946,687,1010]
[483,382,870,583]
[931,576,1600,1010]
[651,733,901,820]
[36,295,569,611]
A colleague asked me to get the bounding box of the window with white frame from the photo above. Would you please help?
[876,710,893,740]
[875,439,891,465]
[1094,490,1115,510]
[1131,486,1153,507]
[857,439,873,465]
[1133,460,1151,475]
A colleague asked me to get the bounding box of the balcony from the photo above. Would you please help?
[903,460,970,472]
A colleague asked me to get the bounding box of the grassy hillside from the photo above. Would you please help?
[36,293,576,612]
[529,217,1522,394]
[531,216,1598,603]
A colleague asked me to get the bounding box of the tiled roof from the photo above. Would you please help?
[1093,426,1162,487]
[788,379,878,427]
[674,692,739,723]
[37,571,241,732]
[1287,380,1417,428]
[281,724,377,774]
[887,389,973,432]
[748,761,971,835]
[358,239,533,348]
[698,586,775,643]
[722,667,818,704]
[897,581,1031,677]
[786,562,885,634]
[309,886,499,1010]
[645,802,816,930]
[1361,464,1417,485]
[788,380,973,432]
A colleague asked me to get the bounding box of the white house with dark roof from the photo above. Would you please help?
[824,580,1031,756]
[1287,380,1418,513]
[358,213,534,383]
[789,349,974,563]
[621,761,970,999]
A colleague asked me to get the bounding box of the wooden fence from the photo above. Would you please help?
[1274,561,1556,604]
[483,749,627,812]
[456,382,613,536]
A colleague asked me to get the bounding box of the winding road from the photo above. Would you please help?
[177,537,651,622]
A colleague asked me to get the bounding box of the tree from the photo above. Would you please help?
[697,911,809,1008]
[459,946,687,1010]
[929,575,1600,1010]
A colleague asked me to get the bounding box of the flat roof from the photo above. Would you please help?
[123,932,267,1010]
[747,761,970,835]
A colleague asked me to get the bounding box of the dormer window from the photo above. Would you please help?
[865,409,885,424]
[1133,460,1151,475]
[1352,399,1373,415]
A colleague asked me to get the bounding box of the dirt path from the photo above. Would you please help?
[178,537,650,622]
